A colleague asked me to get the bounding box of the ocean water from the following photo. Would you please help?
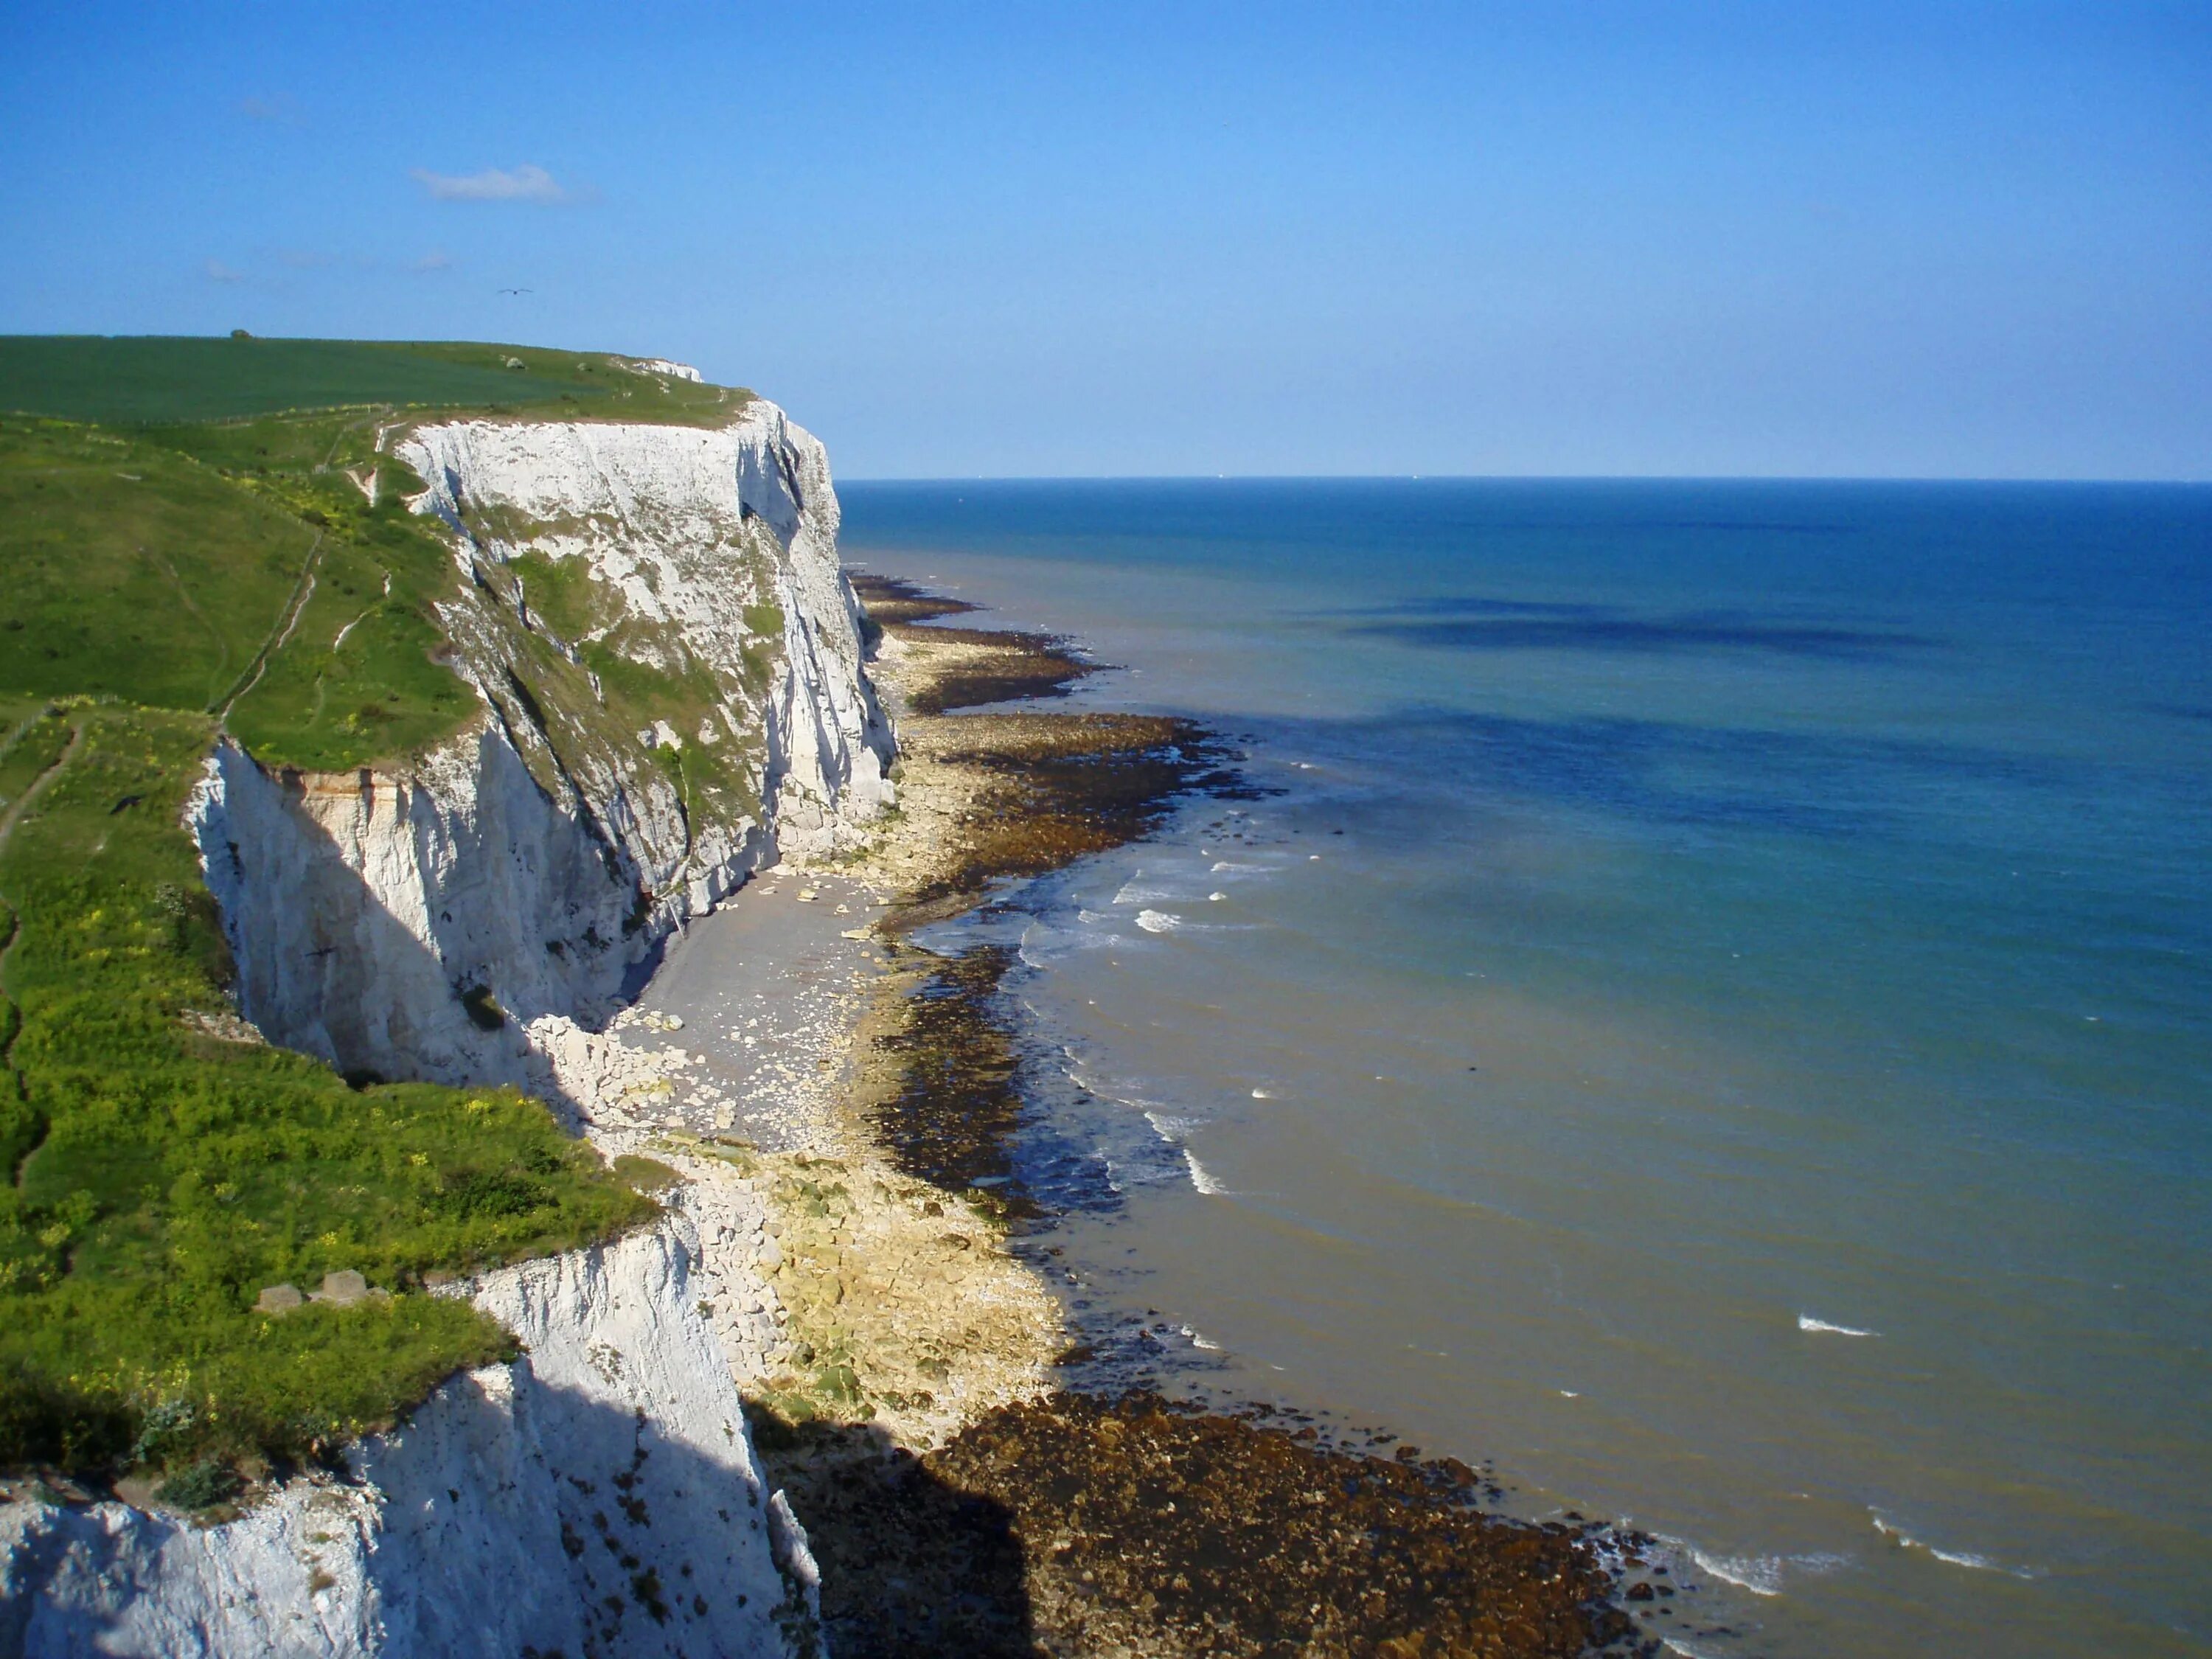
[838,479,2212,1658]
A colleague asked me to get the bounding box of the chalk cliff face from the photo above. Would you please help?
[188,399,893,1097]
[397,403,893,877]
[0,398,877,1654]
[0,1214,815,1659]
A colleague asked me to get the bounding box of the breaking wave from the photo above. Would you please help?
[1798,1314,1879,1337]
[1183,1149,1229,1195]
[1660,1539,1851,1599]
[1113,879,1180,905]
[1871,1514,2036,1579]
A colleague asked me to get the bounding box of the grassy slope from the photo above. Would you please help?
[0,336,775,1489]
[0,334,748,427]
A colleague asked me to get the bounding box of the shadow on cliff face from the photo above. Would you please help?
[195,737,641,1125]
[745,1408,1038,1658]
[7,1374,813,1659]
[357,1369,810,1659]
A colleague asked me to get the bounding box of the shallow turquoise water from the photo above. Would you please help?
[841,479,2212,1657]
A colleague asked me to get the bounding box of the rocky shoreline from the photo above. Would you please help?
[731,573,1642,1658]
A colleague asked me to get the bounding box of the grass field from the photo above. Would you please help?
[0,335,750,427]
[0,337,755,1493]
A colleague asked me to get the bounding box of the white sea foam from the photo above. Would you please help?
[1686,1548,1787,1596]
[1798,1314,1880,1337]
[1210,860,1266,873]
[1113,879,1180,905]
[1669,1541,1850,1599]
[1871,1514,2036,1579]
[1144,1110,1202,1139]
[1077,908,1107,925]
[1184,1149,1228,1194]
[1250,1088,1273,1099]
[1136,909,1182,933]
[1208,891,1227,902]
[1179,1324,1222,1351]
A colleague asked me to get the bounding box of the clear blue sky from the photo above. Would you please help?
[4,2,2206,479]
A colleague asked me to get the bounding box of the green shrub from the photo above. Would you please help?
[152,1459,240,1512]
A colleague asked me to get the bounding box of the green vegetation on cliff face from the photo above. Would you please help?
[0,337,779,1486]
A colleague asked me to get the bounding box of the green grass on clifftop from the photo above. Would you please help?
[0,335,751,426]
[0,341,718,1489]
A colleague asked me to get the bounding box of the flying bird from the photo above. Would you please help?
[498,287,533,296]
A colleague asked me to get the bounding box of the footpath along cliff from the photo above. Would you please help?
[1,392,890,1658]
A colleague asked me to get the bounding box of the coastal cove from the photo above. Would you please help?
[839,478,2212,1659]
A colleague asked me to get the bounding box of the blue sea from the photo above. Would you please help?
[839,479,2212,1658]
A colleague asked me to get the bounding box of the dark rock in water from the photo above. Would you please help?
[1627,1581,1657,1601]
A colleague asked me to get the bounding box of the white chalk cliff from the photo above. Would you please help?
[189,399,892,1099]
[0,398,885,1655]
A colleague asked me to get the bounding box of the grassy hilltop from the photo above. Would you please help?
[0,333,745,425]
[0,336,749,1501]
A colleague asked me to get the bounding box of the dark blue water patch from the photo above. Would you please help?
[1345,608,1939,660]
[1253,706,2070,844]
[1332,596,1611,619]
[844,479,2212,616]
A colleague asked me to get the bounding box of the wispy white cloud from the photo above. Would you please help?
[411,249,453,273]
[276,248,332,269]
[204,259,246,283]
[411,163,569,204]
